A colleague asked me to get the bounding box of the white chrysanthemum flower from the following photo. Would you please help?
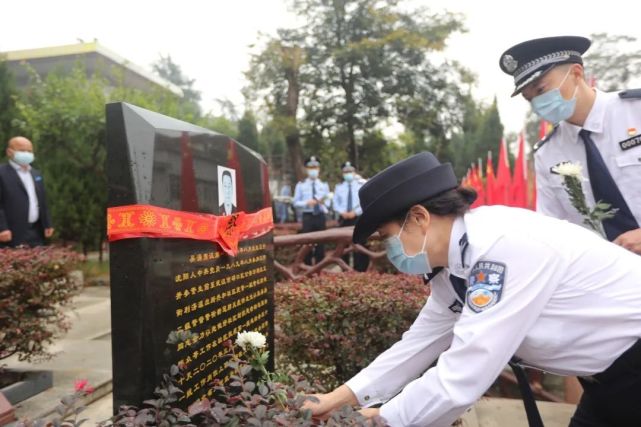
[236,331,267,350]
[552,162,583,178]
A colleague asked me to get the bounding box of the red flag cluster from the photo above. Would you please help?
[462,132,537,210]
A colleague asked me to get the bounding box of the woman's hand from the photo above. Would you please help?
[302,385,359,419]
[359,407,381,419]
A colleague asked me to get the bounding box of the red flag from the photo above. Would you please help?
[474,163,486,207]
[539,120,551,140]
[470,164,484,208]
[461,168,470,188]
[180,132,199,211]
[494,138,511,205]
[510,132,527,208]
[486,151,496,205]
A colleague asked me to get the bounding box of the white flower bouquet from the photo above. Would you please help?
[552,162,617,238]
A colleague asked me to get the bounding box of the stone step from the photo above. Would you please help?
[461,397,576,427]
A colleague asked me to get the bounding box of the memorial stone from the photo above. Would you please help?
[106,102,274,410]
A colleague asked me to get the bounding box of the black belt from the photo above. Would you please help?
[27,222,39,229]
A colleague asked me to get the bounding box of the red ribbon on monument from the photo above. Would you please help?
[107,205,273,257]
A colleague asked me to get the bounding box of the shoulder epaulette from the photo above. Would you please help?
[619,89,641,99]
[533,125,559,153]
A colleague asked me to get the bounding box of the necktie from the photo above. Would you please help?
[579,129,639,240]
[312,180,321,215]
[449,275,467,302]
[347,183,353,213]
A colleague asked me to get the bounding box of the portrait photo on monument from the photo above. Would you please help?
[218,165,237,215]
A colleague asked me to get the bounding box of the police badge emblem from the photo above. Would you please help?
[502,54,518,73]
[467,261,506,313]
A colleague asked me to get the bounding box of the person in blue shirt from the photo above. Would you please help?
[333,161,369,271]
[275,179,292,224]
[293,156,330,265]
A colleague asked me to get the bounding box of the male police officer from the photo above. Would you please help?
[333,161,369,271]
[293,156,330,265]
[499,36,641,255]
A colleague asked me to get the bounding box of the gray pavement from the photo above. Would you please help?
[4,287,112,423]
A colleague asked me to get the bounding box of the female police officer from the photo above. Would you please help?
[306,152,641,426]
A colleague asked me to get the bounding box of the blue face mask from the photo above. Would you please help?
[307,169,319,179]
[343,173,354,182]
[13,151,34,166]
[530,68,578,125]
[384,215,432,275]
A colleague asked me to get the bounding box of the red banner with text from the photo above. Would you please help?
[107,205,273,257]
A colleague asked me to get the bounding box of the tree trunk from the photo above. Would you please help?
[284,49,305,181]
[98,236,104,263]
[286,133,305,182]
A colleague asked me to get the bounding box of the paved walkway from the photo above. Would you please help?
[4,287,112,424]
[4,286,575,426]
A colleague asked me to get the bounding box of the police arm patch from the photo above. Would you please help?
[466,261,507,313]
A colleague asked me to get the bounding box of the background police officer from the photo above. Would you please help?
[333,161,369,271]
[293,156,330,265]
[500,36,641,255]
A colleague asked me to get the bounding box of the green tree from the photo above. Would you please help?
[296,0,469,167]
[14,66,108,255]
[246,30,307,180]
[237,109,260,151]
[13,64,198,256]
[0,58,18,152]
[152,54,202,115]
[199,115,238,139]
[448,97,504,178]
[584,33,641,92]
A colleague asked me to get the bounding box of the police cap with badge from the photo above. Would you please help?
[499,36,591,97]
[341,161,355,172]
[305,156,320,167]
[353,152,458,243]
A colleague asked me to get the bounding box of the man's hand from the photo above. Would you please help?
[306,199,319,207]
[341,211,357,220]
[0,230,12,242]
[45,228,54,238]
[614,228,641,255]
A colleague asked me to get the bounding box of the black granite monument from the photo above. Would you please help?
[106,102,274,411]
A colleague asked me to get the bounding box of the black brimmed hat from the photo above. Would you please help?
[353,152,458,243]
[499,36,591,96]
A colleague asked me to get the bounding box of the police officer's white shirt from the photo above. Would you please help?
[346,206,641,427]
[293,178,330,214]
[333,180,363,215]
[535,90,641,229]
[9,159,39,223]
